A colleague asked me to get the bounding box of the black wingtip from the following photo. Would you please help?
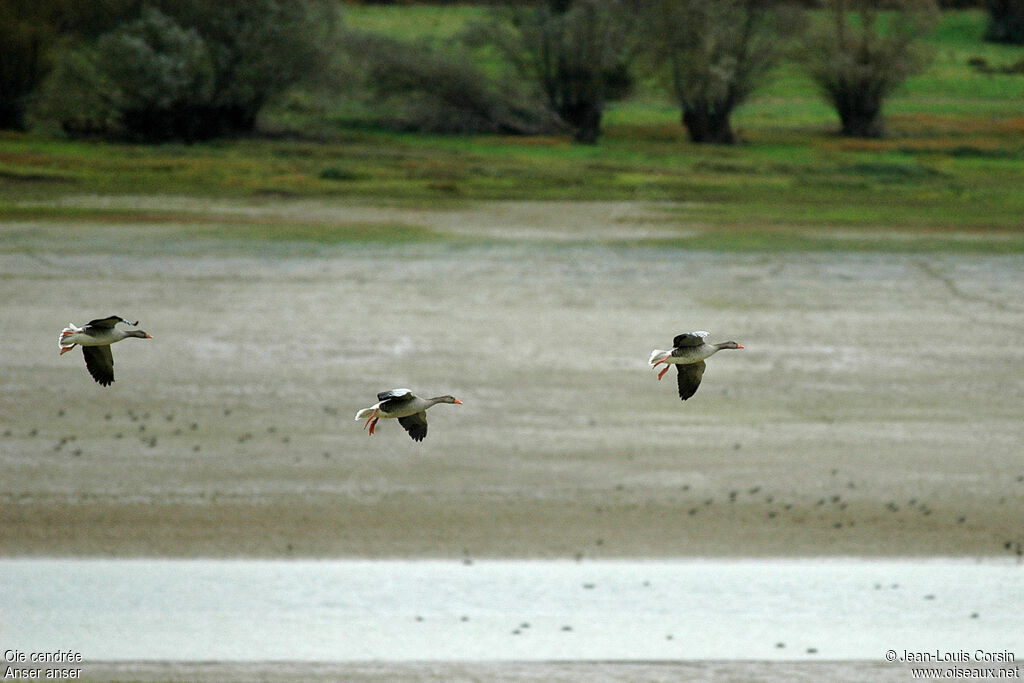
[88,370,114,387]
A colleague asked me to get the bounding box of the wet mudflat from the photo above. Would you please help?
[1,199,1023,560]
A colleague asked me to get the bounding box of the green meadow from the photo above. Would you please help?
[0,9,1022,250]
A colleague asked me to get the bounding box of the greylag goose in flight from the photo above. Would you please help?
[59,316,152,386]
[355,388,462,441]
[649,331,743,401]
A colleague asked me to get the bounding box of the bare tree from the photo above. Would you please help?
[801,0,938,138]
[644,0,800,144]
[479,0,638,144]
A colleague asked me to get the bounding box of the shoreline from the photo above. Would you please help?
[3,492,1021,560]
[55,659,958,683]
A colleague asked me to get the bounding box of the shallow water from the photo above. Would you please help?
[1,558,1021,661]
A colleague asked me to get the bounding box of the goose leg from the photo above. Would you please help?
[657,364,671,380]
[363,409,378,430]
[651,354,672,368]
[59,345,75,355]
[368,417,379,435]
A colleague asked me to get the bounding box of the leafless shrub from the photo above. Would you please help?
[643,0,804,144]
[800,0,939,138]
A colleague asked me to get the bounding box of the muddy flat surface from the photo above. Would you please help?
[2,198,1023,559]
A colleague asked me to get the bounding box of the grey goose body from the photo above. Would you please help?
[355,388,462,441]
[649,331,743,401]
[59,316,152,386]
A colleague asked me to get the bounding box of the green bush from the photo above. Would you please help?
[29,42,120,137]
[29,0,340,140]
[32,8,214,140]
[162,0,340,134]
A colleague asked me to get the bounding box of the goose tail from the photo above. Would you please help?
[648,348,672,366]
[59,323,83,351]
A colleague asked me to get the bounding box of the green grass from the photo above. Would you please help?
[343,4,491,43]
[1,9,1022,250]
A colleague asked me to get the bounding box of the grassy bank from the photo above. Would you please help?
[1,10,1022,242]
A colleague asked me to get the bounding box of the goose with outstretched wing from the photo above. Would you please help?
[59,316,153,386]
[649,331,743,401]
[355,388,462,441]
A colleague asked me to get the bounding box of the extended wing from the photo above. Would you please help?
[398,413,428,442]
[676,360,706,401]
[82,345,115,386]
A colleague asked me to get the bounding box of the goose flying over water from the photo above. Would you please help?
[355,388,462,442]
[649,331,743,401]
[59,316,152,386]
